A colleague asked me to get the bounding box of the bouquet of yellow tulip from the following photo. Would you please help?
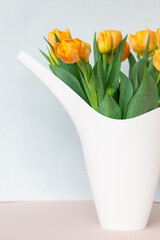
[40,28,160,119]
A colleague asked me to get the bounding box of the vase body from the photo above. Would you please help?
[17,52,160,231]
[76,108,160,230]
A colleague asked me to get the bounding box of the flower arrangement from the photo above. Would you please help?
[40,28,160,119]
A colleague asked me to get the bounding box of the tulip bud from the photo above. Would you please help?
[97,30,122,53]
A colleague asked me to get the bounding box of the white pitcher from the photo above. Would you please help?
[17,51,160,231]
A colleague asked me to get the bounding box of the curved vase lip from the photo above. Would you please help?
[71,87,160,122]
[95,106,160,122]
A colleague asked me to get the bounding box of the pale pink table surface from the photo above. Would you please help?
[0,201,159,240]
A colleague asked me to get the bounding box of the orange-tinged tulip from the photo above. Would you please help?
[74,38,91,62]
[54,38,91,64]
[48,28,72,64]
[48,28,72,46]
[153,49,160,71]
[129,29,157,56]
[54,40,80,64]
[121,42,130,62]
[97,30,122,53]
[157,28,160,48]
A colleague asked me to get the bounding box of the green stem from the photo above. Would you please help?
[77,61,98,109]
[102,53,107,71]
[102,53,110,73]
[77,61,88,83]
[156,72,160,85]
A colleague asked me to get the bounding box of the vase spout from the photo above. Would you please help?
[17,51,93,129]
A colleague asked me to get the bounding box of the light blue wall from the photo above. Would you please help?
[0,0,160,201]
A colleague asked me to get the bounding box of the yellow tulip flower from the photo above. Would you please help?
[97,30,122,53]
[129,29,157,56]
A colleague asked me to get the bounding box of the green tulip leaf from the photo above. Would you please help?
[80,71,98,109]
[157,83,160,98]
[92,57,105,105]
[119,72,133,114]
[130,62,139,94]
[113,86,120,104]
[137,54,141,60]
[78,59,98,109]
[89,74,98,109]
[97,56,105,86]
[106,36,127,96]
[49,65,89,104]
[97,92,122,119]
[105,50,114,84]
[128,52,136,79]
[54,33,60,43]
[125,68,158,119]
[137,37,149,84]
[39,49,51,64]
[93,32,101,65]
[46,47,59,66]
[148,58,157,80]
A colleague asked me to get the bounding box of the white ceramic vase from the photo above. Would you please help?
[17,51,160,231]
